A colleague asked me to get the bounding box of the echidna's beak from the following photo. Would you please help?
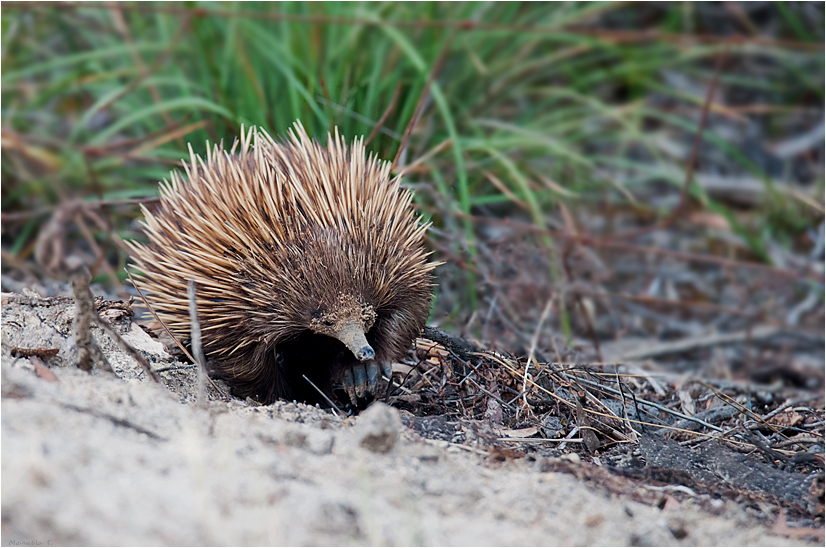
[334,320,375,362]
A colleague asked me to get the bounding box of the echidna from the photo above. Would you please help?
[127,121,436,406]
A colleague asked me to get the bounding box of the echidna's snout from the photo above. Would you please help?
[331,319,374,362]
[354,344,375,362]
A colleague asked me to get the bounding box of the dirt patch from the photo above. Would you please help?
[1,293,821,546]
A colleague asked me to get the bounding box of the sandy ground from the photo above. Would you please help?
[0,295,812,546]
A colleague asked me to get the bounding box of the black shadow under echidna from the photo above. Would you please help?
[127,121,437,406]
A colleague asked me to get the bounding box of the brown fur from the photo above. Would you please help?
[128,122,436,404]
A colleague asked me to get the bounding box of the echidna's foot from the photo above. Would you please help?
[341,360,393,405]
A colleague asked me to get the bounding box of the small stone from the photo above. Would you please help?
[355,402,401,454]
[585,513,604,527]
[562,452,581,464]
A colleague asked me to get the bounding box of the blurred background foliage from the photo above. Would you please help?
[1,1,823,351]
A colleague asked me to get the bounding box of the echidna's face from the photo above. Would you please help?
[308,293,377,362]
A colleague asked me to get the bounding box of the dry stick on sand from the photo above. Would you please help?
[187,280,208,408]
[614,367,639,441]
[301,375,346,418]
[68,269,113,373]
[522,299,553,411]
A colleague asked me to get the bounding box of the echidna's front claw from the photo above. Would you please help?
[367,361,379,394]
[342,366,358,405]
[353,363,368,399]
[341,360,386,406]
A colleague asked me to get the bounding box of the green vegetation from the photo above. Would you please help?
[2,2,823,333]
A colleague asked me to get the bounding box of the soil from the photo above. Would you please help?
[0,293,820,546]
